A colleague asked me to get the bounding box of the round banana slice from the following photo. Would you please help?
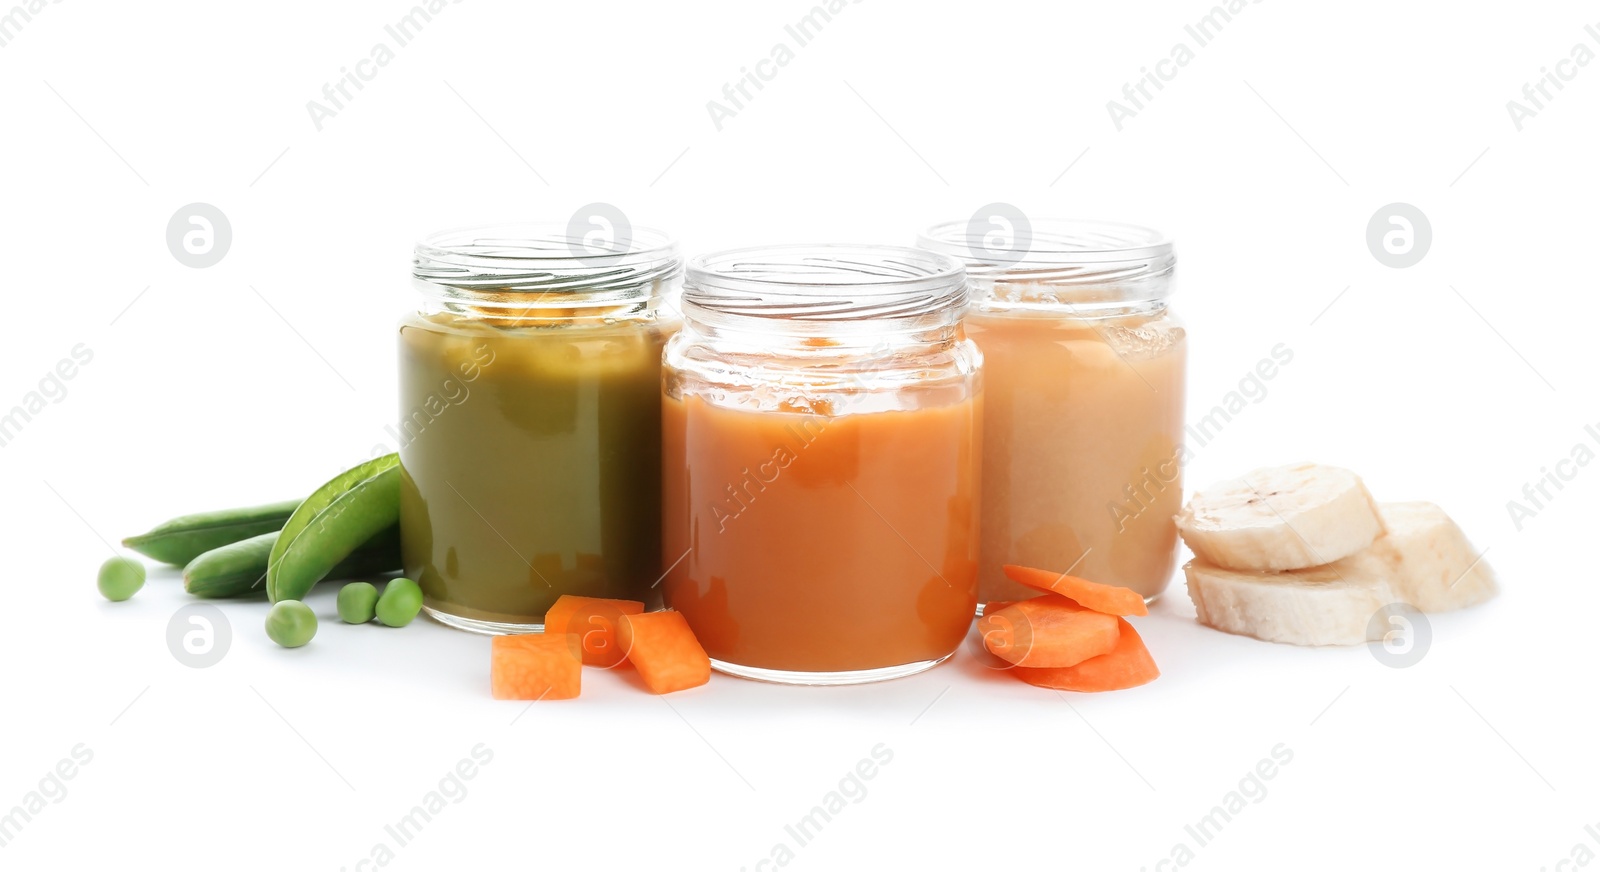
[1333,501,1497,612]
[1184,559,1393,646]
[1176,462,1383,572]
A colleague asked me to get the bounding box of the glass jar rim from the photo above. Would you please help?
[915,216,1177,308]
[916,218,1174,306]
[412,222,681,307]
[684,243,967,322]
[917,218,1172,266]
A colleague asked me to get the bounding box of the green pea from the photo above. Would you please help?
[337,582,379,624]
[265,600,317,648]
[97,556,146,602]
[375,577,423,628]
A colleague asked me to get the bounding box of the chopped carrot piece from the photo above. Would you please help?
[1003,564,1149,616]
[491,633,582,700]
[983,595,1083,616]
[543,595,645,668]
[978,599,1120,668]
[618,611,710,694]
[1014,619,1159,692]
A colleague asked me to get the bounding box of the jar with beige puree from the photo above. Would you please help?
[918,219,1185,607]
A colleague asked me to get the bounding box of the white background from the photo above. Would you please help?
[2,0,1596,869]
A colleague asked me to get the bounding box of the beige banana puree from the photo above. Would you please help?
[967,302,1186,604]
[917,218,1185,606]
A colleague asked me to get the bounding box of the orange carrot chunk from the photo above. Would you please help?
[618,611,710,694]
[1002,564,1149,617]
[978,599,1120,668]
[1014,619,1159,692]
[543,595,645,668]
[984,594,1085,616]
[491,633,582,700]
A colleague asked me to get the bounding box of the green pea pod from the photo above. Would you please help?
[123,499,302,565]
[268,455,401,603]
[184,526,401,599]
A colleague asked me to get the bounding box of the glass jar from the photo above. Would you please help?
[917,219,1185,608]
[400,223,681,634]
[662,244,982,684]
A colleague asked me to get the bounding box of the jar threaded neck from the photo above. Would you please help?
[412,223,681,317]
[682,244,968,342]
[917,219,1174,310]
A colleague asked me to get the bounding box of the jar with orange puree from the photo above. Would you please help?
[662,245,983,684]
[917,219,1186,609]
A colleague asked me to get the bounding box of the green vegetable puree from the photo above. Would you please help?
[397,311,668,627]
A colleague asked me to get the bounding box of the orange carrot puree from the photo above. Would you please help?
[662,393,980,673]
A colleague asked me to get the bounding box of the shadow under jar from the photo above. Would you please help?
[662,244,983,685]
[400,224,681,634]
[917,219,1186,610]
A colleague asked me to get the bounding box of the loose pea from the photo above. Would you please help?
[375,577,423,628]
[265,600,317,648]
[97,556,146,602]
[337,581,379,624]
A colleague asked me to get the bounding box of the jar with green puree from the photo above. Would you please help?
[400,223,681,633]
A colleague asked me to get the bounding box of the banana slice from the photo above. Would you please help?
[1184,560,1394,646]
[1185,501,1498,645]
[1176,463,1383,572]
[1330,501,1497,612]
